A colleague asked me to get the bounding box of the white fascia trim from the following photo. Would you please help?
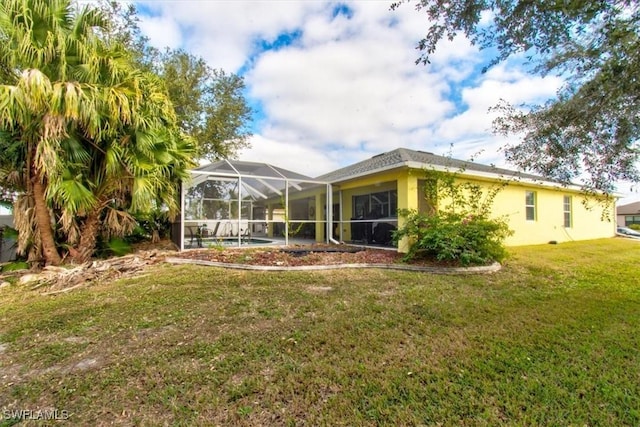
[330,160,619,197]
[407,161,587,192]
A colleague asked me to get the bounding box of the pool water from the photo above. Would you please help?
[188,237,275,248]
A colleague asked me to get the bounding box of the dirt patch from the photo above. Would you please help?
[73,358,100,371]
[63,336,89,344]
[306,286,333,293]
[175,245,404,267]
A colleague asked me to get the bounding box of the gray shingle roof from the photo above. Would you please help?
[617,201,640,215]
[316,147,548,183]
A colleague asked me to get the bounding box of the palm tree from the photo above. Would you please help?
[0,0,100,264]
[0,0,194,264]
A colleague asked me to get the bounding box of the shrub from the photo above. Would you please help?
[94,237,132,258]
[394,168,513,266]
[628,224,640,231]
[1,260,29,272]
[130,209,172,243]
[394,209,512,265]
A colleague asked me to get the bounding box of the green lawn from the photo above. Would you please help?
[1,239,639,426]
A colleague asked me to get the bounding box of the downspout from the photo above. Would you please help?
[238,176,242,246]
[180,180,185,251]
[326,183,331,244]
[285,180,289,246]
[328,183,341,245]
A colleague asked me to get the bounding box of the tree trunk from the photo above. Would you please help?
[74,208,101,263]
[32,178,62,265]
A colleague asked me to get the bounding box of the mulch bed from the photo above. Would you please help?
[172,244,458,268]
[1,243,472,296]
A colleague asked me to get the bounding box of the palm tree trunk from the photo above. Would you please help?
[74,208,101,263]
[32,178,62,265]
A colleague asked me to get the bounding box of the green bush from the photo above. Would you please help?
[94,237,132,258]
[128,209,172,243]
[394,209,512,265]
[394,168,513,266]
[628,224,640,231]
[1,261,30,272]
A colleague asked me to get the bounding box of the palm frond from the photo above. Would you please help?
[102,207,135,238]
[49,169,96,215]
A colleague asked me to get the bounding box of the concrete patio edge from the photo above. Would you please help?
[165,257,502,275]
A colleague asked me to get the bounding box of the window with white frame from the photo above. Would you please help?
[525,191,536,221]
[563,195,572,228]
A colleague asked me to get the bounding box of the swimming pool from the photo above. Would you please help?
[186,236,275,249]
[213,237,273,246]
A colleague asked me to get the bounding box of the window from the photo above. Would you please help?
[353,194,369,218]
[625,215,640,226]
[352,190,398,218]
[525,191,536,221]
[563,195,572,228]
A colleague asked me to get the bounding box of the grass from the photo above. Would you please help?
[0,238,639,426]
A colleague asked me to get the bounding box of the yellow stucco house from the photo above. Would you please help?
[178,147,616,251]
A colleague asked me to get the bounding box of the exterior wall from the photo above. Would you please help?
[332,168,615,251]
[314,192,324,242]
[0,215,13,228]
[490,182,616,246]
[396,173,417,252]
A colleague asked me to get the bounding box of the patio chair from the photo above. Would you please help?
[186,225,202,248]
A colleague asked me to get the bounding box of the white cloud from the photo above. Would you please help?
[238,135,339,178]
[247,40,452,150]
[134,0,628,194]
[244,1,457,156]
[138,1,325,70]
[429,64,562,172]
[138,15,182,50]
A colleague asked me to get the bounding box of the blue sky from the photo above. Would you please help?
[134,0,637,202]
[0,0,631,218]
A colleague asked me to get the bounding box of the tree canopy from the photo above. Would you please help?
[97,1,252,161]
[153,50,252,161]
[393,0,640,193]
[0,0,194,264]
[0,0,254,264]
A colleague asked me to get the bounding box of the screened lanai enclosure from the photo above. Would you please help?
[179,160,335,249]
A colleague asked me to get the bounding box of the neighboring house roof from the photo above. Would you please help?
[316,147,549,184]
[617,201,640,215]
